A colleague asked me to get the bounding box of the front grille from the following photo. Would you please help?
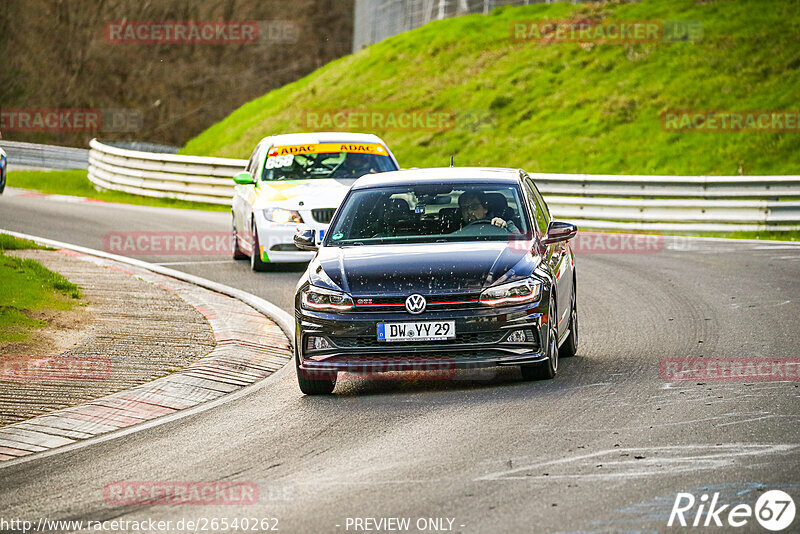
[311,208,336,224]
[353,294,482,312]
[329,331,506,348]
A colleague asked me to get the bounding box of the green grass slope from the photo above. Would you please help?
[0,234,82,343]
[181,0,800,176]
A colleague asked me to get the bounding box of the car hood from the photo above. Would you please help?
[251,178,354,209]
[310,242,540,295]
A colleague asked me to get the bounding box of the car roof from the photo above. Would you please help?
[352,167,523,189]
[259,132,388,146]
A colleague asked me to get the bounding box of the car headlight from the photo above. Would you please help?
[264,208,303,223]
[480,278,541,306]
[301,286,354,312]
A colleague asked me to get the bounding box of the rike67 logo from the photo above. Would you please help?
[669,490,795,531]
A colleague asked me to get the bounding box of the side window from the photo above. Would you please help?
[256,145,271,181]
[245,143,262,176]
[523,179,548,236]
[529,179,552,227]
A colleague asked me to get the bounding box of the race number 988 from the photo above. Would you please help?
[265,155,293,169]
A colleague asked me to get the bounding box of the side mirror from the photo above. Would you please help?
[542,221,577,245]
[294,229,318,251]
[233,171,256,185]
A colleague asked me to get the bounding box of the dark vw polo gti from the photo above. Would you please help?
[292,167,578,394]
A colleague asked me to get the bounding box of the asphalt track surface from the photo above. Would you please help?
[1,191,799,533]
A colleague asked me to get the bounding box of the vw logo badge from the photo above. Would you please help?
[405,294,427,315]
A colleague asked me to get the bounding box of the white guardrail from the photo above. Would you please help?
[87,139,800,232]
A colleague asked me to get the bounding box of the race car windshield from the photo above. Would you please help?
[324,184,532,246]
[261,151,397,181]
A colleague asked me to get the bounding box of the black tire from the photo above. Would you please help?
[250,221,269,272]
[232,217,248,260]
[295,352,336,395]
[560,281,578,358]
[521,298,558,381]
[0,166,5,195]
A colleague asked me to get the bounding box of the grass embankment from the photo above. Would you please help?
[0,234,83,343]
[6,170,228,212]
[181,0,799,176]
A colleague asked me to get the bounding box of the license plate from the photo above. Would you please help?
[377,321,456,342]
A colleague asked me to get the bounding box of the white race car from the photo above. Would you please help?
[232,132,399,269]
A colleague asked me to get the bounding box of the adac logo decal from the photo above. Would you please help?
[268,143,387,157]
[269,145,316,156]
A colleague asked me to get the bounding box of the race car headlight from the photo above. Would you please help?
[480,278,541,306]
[301,286,354,312]
[264,208,303,223]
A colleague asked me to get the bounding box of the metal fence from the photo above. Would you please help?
[87,139,800,232]
[0,140,89,170]
[354,0,584,51]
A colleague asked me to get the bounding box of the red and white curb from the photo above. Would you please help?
[3,187,124,206]
[0,230,294,465]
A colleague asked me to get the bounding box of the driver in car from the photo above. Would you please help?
[341,153,377,178]
[458,191,518,232]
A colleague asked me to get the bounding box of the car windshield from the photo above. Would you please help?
[324,183,532,246]
[261,143,397,181]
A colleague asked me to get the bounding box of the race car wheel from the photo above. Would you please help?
[560,281,578,358]
[232,216,248,260]
[250,220,269,272]
[521,297,558,381]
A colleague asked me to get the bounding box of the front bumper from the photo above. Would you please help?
[296,302,549,374]
[254,220,326,263]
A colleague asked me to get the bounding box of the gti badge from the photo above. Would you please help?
[405,294,427,315]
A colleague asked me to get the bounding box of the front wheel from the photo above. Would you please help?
[295,354,336,395]
[560,283,578,358]
[521,299,558,381]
